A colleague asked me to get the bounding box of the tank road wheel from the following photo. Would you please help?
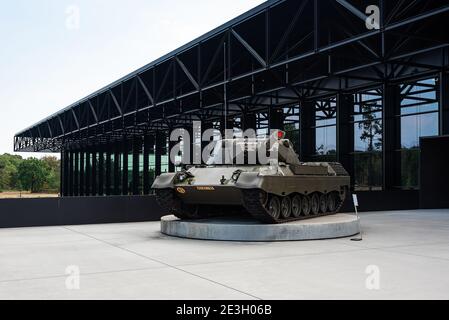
[319,194,328,213]
[280,196,292,219]
[311,194,320,215]
[267,195,281,220]
[291,195,302,218]
[302,195,312,216]
[327,193,337,213]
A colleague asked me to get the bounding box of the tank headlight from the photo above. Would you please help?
[177,173,188,182]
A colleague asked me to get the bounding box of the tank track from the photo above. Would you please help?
[242,189,346,224]
[156,188,346,224]
[155,189,200,220]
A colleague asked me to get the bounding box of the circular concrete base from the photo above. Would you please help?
[161,214,360,242]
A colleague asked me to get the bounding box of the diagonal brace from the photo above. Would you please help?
[231,29,267,68]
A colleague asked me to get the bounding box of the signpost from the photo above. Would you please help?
[351,194,363,241]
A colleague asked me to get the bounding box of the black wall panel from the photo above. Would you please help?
[420,136,449,209]
[0,196,165,229]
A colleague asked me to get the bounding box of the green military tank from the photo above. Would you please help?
[152,131,350,224]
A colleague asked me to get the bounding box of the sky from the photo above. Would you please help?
[0,0,265,158]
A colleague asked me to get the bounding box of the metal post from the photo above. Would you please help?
[168,132,176,173]
[383,84,401,190]
[155,131,164,176]
[122,138,129,196]
[98,149,104,196]
[143,134,154,195]
[221,116,233,138]
[337,93,354,188]
[269,107,284,131]
[300,101,316,162]
[62,150,69,197]
[114,143,120,195]
[79,151,85,196]
[85,151,91,196]
[68,151,74,196]
[74,151,79,196]
[132,136,141,195]
[243,113,257,131]
[105,147,112,196]
[92,150,97,196]
[439,71,449,135]
[201,122,214,164]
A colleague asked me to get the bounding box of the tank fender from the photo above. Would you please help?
[151,173,178,189]
[235,172,264,189]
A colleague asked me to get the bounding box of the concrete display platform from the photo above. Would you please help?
[161,214,360,242]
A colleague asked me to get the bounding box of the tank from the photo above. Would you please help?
[152,131,350,224]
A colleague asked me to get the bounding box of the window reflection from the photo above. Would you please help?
[352,89,383,191]
[313,97,337,162]
[284,105,300,152]
[399,78,439,189]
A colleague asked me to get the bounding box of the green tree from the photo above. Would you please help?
[41,156,60,191]
[17,158,51,193]
[0,154,23,191]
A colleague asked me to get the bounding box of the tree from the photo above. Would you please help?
[17,158,51,193]
[41,156,60,191]
[0,154,23,191]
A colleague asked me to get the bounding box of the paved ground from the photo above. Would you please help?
[0,209,449,300]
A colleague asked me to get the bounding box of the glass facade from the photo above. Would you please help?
[399,78,439,189]
[313,97,337,162]
[284,105,300,152]
[352,89,383,191]
[64,76,444,196]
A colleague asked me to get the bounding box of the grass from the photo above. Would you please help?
[0,191,59,199]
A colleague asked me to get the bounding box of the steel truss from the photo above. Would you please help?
[14,0,449,153]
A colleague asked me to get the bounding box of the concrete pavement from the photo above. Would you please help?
[0,209,448,300]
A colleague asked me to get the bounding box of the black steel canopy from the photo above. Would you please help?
[14,0,449,152]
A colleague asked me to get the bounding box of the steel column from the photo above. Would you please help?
[269,107,284,131]
[98,149,104,196]
[79,152,85,196]
[221,117,234,137]
[155,131,165,176]
[62,150,69,197]
[383,84,402,190]
[300,101,316,162]
[168,136,177,173]
[68,151,74,196]
[105,147,112,196]
[92,151,97,196]
[85,151,91,196]
[74,151,79,196]
[122,138,129,196]
[243,113,257,131]
[337,93,354,188]
[143,135,155,195]
[201,122,214,164]
[113,143,121,195]
[132,136,141,195]
[439,71,449,135]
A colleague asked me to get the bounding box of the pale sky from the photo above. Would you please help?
[0,0,265,158]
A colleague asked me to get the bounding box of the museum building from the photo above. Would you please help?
[14,0,449,211]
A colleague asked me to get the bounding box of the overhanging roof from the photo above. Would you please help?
[14,0,449,152]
